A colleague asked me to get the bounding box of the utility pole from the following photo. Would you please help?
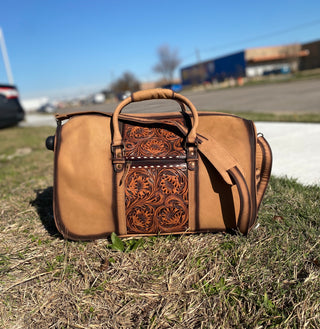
[195,48,204,84]
[195,48,201,63]
[0,27,14,85]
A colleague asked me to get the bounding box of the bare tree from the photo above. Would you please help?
[153,45,181,82]
[111,71,140,95]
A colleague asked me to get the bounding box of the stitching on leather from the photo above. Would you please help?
[131,164,187,169]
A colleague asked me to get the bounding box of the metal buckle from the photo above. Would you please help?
[111,143,125,155]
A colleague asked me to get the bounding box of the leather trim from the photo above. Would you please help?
[188,166,196,231]
[191,159,200,231]
[116,172,127,235]
[53,124,64,236]
[256,136,272,210]
[245,120,258,229]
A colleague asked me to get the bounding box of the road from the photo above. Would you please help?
[55,78,320,114]
[182,78,320,113]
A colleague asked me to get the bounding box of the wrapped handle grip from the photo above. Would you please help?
[131,88,175,102]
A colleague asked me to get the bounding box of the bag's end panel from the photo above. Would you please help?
[54,115,116,240]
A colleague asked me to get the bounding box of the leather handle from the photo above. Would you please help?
[131,88,175,101]
[112,88,199,147]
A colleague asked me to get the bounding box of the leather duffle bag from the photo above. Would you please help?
[47,88,272,240]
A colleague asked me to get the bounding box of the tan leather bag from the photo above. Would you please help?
[50,89,272,240]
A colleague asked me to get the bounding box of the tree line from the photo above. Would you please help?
[110,44,181,96]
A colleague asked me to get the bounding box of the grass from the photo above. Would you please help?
[232,112,320,123]
[0,126,319,329]
[203,111,320,123]
[244,68,320,87]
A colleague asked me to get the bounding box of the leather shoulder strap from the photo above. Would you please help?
[197,140,254,234]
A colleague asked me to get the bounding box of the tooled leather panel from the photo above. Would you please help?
[125,166,189,234]
[123,122,186,158]
[123,122,189,234]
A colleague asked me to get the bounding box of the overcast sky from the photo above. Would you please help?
[1,0,320,100]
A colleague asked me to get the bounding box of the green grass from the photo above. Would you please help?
[226,112,320,123]
[242,68,320,87]
[0,126,319,328]
[201,110,320,123]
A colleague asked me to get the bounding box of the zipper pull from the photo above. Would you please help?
[119,161,131,186]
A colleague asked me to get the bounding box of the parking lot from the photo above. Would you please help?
[183,78,320,113]
[46,78,320,114]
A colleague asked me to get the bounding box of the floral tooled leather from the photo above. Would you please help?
[125,167,188,233]
[123,123,185,158]
[123,122,189,234]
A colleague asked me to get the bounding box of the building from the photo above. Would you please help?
[299,39,320,70]
[245,43,309,77]
[181,51,246,86]
[181,40,318,87]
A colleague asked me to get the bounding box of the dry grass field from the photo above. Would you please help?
[0,126,319,328]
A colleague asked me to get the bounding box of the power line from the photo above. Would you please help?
[182,19,320,62]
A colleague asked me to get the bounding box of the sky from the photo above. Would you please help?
[1,0,320,100]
